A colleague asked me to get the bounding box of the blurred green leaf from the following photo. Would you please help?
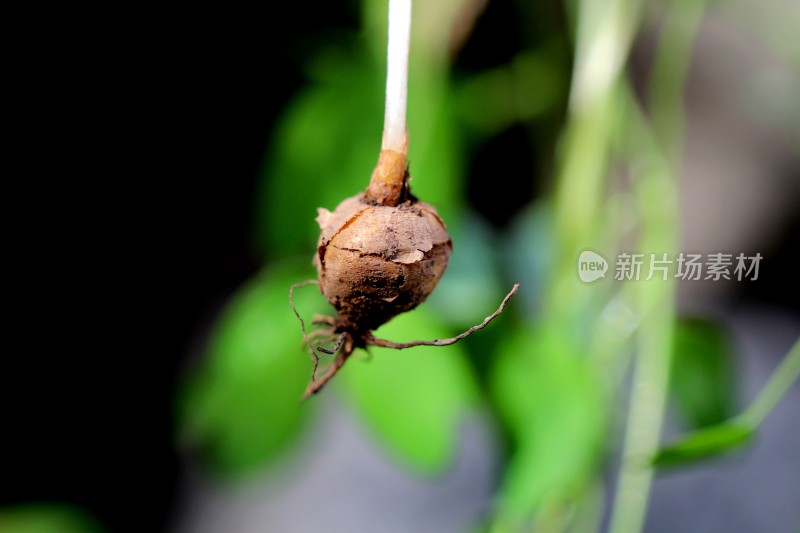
[256,33,464,260]
[456,50,564,136]
[503,202,555,319]
[340,305,479,474]
[178,261,327,476]
[430,215,504,328]
[489,324,606,518]
[256,50,384,258]
[671,318,735,429]
[651,422,754,468]
[0,504,105,533]
[404,67,464,228]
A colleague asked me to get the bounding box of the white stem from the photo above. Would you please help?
[382,0,411,153]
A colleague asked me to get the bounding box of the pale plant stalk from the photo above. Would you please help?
[382,0,411,154]
[366,0,412,207]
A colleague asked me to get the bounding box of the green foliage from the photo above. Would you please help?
[0,504,105,533]
[430,216,506,328]
[255,49,385,258]
[489,324,607,519]
[177,262,325,476]
[456,49,565,136]
[255,40,463,261]
[654,337,799,469]
[652,422,754,468]
[671,318,736,429]
[341,305,479,473]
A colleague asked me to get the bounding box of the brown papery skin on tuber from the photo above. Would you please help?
[313,142,452,336]
[314,191,451,334]
[301,142,514,400]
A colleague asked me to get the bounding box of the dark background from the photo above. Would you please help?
[3,3,797,533]
[4,5,351,532]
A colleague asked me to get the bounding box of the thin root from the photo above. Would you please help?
[366,283,520,349]
[302,333,355,401]
[311,314,336,326]
[295,283,519,400]
[316,332,348,355]
[289,279,323,376]
[306,327,336,343]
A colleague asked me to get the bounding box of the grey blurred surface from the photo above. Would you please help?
[175,400,499,533]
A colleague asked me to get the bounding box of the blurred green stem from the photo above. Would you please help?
[740,337,800,427]
[549,0,644,333]
[608,1,707,531]
[647,0,706,163]
[608,83,678,533]
[546,0,645,529]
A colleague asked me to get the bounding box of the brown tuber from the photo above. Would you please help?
[315,150,451,334]
[291,147,518,399]
[290,0,516,399]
